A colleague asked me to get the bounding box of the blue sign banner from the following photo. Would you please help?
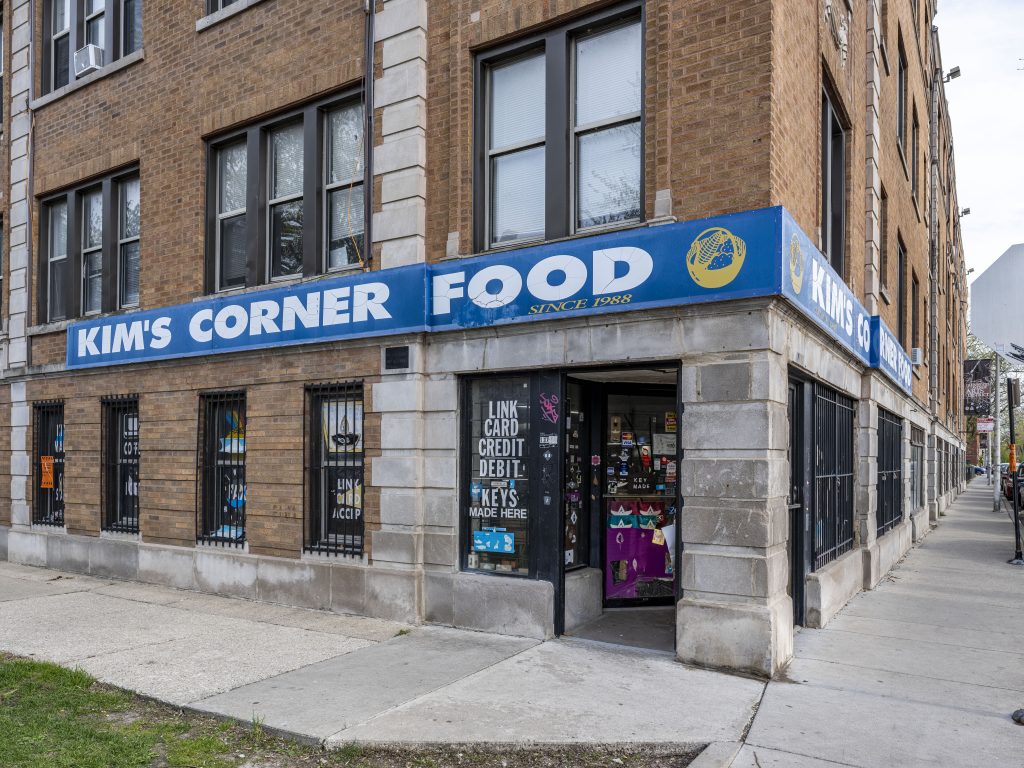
[66,205,913,386]
[779,210,873,366]
[870,316,913,394]
[429,208,781,330]
[66,265,429,368]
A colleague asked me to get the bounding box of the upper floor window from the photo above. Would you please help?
[43,0,143,95]
[911,109,920,201]
[879,186,889,289]
[39,168,141,323]
[896,238,907,348]
[476,3,642,250]
[896,40,907,153]
[206,92,365,293]
[821,89,846,275]
[208,0,239,12]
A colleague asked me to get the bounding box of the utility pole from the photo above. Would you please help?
[995,353,1002,511]
[1009,377,1023,564]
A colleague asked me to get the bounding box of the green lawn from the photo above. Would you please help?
[0,655,701,768]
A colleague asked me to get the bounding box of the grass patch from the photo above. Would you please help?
[0,655,701,768]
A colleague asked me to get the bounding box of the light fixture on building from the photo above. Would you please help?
[960,208,971,217]
[943,66,961,82]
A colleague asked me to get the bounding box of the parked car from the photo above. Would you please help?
[973,465,987,475]
[1001,465,1024,500]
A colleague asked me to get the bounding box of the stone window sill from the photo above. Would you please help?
[197,0,272,32]
[28,319,70,336]
[31,50,145,111]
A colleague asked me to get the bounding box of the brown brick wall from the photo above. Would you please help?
[25,340,382,557]
[427,0,775,262]
[27,0,368,339]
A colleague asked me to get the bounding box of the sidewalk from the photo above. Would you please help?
[2,482,1021,765]
[0,558,762,752]
[735,480,1024,767]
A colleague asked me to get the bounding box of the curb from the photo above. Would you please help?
[689,741,743,768]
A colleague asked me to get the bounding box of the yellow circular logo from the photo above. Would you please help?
[789,233,805,294]
[686,227,746,289]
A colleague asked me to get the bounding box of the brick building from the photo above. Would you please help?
[0,0,966,676]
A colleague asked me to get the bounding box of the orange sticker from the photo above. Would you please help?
[40,456,54,490]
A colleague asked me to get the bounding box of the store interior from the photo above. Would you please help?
[561,367,680,653]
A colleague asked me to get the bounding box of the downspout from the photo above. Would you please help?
[928,28,939,438]
[363,0,375,270]
[25,0,36,370]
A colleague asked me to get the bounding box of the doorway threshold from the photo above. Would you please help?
[567,606,675,653]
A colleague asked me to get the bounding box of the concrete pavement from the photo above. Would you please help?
[2,481,1020,766]
[0,557,763,752]
[735,479,1024,767]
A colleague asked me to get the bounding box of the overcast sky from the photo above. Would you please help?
[938,0,1024,281]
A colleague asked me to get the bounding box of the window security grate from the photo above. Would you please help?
[306,382,364,556]
[102,396,140,534]
[33,401,65,527]
[198,392,247,546]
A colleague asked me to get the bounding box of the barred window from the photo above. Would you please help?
[33,402,65,527]
[198,392,246,546]
[307,383,364,556]
[102,396,139,533]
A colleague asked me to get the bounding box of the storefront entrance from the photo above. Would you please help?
[560,367,681,652]
[459,365,681,653]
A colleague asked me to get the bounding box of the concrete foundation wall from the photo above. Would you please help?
[5,528,419,623]
[564,567,602,633]
[805,547,862,629]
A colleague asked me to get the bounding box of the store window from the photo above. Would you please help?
[476,2,642,250]
[307,383,365,556]
[876,408,903,536]
[39,167,141,322]
[33,402,65,527]
[43,0,144,96]
[102,396,139,534]
[206,93,365,292]
[464,376,531,574]
[812,384,854,570]
[198,392,246,545]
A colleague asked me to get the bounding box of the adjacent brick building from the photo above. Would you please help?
[0,0,966,676]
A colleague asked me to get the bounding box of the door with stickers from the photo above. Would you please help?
[602,387,679,607]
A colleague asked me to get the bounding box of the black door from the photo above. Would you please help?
[788,380,810,626]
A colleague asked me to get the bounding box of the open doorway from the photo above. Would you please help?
[560,366,680,653]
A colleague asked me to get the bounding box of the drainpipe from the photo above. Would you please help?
[363,0,375,269]
[928,26,940,501]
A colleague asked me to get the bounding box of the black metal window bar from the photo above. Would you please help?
[306,382,364,556]
[33,401,65,527]
[102,396,140,534]
[813,384,854,570]
[198,391,247,546]
[910,425,925,511]
[876,407,904,537]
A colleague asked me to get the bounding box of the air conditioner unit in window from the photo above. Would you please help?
[911,348,924,366]
[73,45,104,77]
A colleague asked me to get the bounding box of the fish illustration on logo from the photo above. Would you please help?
[686,227,747,289]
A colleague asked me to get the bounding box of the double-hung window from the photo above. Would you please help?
[821,90,846,274]
[40,168,141,322]
[206,93,365,292]
[50,0,71,91]
[81,188,103,315]
[476,3,642,250]
[43,0,143,96]
[897,41,907,154]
